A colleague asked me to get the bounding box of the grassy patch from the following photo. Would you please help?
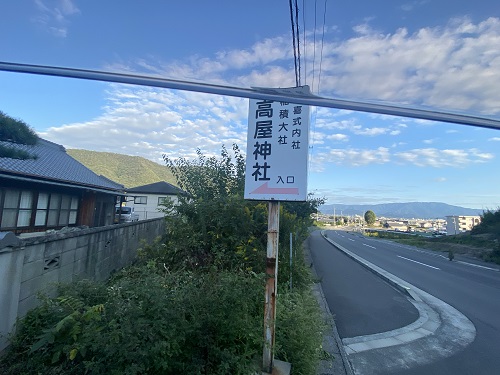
[365,230,498,262]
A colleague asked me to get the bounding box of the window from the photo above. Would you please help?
[46,193,79,227]
[69,197,78,224]
[18,191,33,227]
[0,189,79,231]
[158,197,171,206]
[47,193,61,226]
[134,196,147,204]
[0,189,34,228]
[1,189,20,228]
[35,192,49,226]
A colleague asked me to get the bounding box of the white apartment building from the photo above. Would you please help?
[445,215,481,235]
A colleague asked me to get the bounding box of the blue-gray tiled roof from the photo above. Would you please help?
[126,181,185,195]
[0,139,123,191]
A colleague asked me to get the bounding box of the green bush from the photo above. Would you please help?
[0,267,265,375]
[275,289,327,375]
[1,145,328,374]
[0,111,39,145]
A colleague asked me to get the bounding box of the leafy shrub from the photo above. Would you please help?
[0,267,264,375]
[1,145,328,374]
[0,111,38,145]
[275,289,327,375]
[471,208,500,238]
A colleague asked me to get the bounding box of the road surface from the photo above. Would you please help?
[310,229,500,374]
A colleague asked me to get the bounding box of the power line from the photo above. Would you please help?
[289,0,299,86]
[302,0,306,85]
[316,0,328,94]
[311,0,318,93]
[310,0,328,176]
[294,0,301,86]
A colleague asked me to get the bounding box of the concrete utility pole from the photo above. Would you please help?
[263,201,280,373]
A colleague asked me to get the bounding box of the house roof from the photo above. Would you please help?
[0,139,124,192]
[126,181,185,195]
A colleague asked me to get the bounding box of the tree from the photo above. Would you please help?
[0,111,39,160]
[160,144,267,270]
[158,145,324,274]
[364,210,376,225]
[282,193,326,226]
[0,111,38,144]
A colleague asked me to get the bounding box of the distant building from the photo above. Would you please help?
[125,181,186,220]
[386,221,408,231]
[445,215,481,235]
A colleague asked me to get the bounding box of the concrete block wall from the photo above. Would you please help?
[0,218,165,352]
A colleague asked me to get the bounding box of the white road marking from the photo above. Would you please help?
[348,238,355,241]
[397,255,440,270]
[456,261,499,271]
[362,243,376,249]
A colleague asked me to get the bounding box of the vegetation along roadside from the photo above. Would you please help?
[365,209,500,264]
[0,145,327,375]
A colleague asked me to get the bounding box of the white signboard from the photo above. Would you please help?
[244,91,310,201]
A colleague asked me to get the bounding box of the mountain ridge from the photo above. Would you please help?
[320,202,485,219]
[67,149,176,188]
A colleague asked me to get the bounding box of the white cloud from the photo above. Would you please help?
[33,0,80,37]
[395,148,494,167]
[434,177,447,182]
[106,17,500,118]
[326,133,349,141]
[489,137,500,141]
[39,15,500,173]
[353,127,389,136]
[317,17,500,116]
[311,146,495,169]
[40,87,248,162]
[317,147,391,167]
[401,1,429,12]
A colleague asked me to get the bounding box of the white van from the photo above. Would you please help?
[114,206,139,223]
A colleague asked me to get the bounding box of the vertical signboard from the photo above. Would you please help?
[244,88,310,201]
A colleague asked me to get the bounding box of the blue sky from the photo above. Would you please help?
[1,0,500,209]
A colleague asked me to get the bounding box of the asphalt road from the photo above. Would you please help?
[310,229,500,374]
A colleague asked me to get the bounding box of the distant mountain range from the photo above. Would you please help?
[319,202,485,219]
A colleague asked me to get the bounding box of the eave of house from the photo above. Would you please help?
[0,171,125,196]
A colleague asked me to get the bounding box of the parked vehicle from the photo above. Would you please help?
[114,206,139,223]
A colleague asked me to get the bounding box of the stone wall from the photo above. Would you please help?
[0,218,165,352]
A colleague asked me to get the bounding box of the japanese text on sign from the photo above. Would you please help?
[244,87,310,201]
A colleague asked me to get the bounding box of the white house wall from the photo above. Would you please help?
[127,194,179,220]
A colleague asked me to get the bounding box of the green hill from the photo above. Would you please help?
[67,149,177,188]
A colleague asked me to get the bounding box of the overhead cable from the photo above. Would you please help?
[294,0,302,86]
[289,0,299,86]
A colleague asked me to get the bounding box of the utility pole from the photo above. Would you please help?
[263,201,280,373]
